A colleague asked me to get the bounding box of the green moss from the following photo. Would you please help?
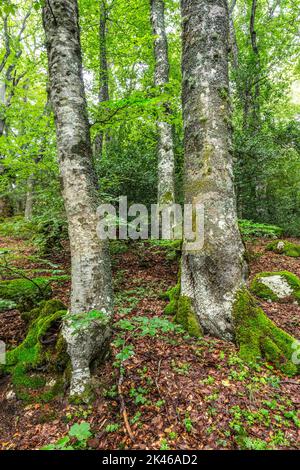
[250,271,300,304]
[233,288,299,376]
[176,296,203,338]
[163,283,180,315]
[250,277,279,302]
[3,299,68,399]
[163,276,202,337]
[267,240,300,258]
[21,299,65,323]
[0,277,52,311]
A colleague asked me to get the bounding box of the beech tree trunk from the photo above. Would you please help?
[150,0,175,206]
[42,0,113,398]
[181,0,247,341]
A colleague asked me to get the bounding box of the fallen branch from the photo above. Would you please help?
[118,373,135,443]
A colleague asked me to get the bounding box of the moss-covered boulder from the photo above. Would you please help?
[234,289,299,376]
[267,240,300,258]
[250,271,300,303]
[0,277,52,311]
[163,282,202,337]
[3,299,68,401]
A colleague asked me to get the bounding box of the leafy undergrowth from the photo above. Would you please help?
[0,236,299,450]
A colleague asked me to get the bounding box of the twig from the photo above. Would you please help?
[118,373,135,443]
[154,358,172,425]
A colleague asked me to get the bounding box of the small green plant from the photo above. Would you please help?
[171,360,190,375]
[41,422,92,450]
[105,423,120,433]
[184,414,193,433]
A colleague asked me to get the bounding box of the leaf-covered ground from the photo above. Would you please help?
[0,235,299,450]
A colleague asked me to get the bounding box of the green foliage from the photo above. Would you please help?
[0,299,17,311]
[239,220,284,240]
[31,214,68,256]
[0,277,52,311]
[42,422,92,450]
[115,315,184,337]
[0,216,35,239]
[65,309,110,334]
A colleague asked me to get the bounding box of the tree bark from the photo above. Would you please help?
[42,0,113,399]
[24,174,34,221]
[150,0,175,206]
[180,0,247,341]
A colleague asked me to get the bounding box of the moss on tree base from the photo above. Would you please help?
[163,282,202,337]
[233,289,299,376]
[2,299,69,401]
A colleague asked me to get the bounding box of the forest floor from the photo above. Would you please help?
[0,232,299,450]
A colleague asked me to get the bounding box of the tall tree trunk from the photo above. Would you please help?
[24,174,34,220]
[0,81,6,137]
[0,81,13,217]
[150,0,175,206]
[179,0,298,376]
[249,0,260,125]
[42,0,113,399]
[180,0,247,340]
[94,0,110,162]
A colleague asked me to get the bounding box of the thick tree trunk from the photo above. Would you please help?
[150,0,175,206]
[42,0,113,399]
[180,0,247,341]
[94,0,110,162]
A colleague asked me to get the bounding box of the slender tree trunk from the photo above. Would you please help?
[0,82,6,137]
[42,0,113,399]
[180,0,247,341]
[249,0,260,124]
[150,0,175,206]
[24,174,34,220]
[0,81,13,217]
[94,0,110,162]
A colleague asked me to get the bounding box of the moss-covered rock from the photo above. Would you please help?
[0,277,52,311]
[267,240,300,258]
[3,299,68,400]
[250,271,300,304]
[233,288,299,376]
